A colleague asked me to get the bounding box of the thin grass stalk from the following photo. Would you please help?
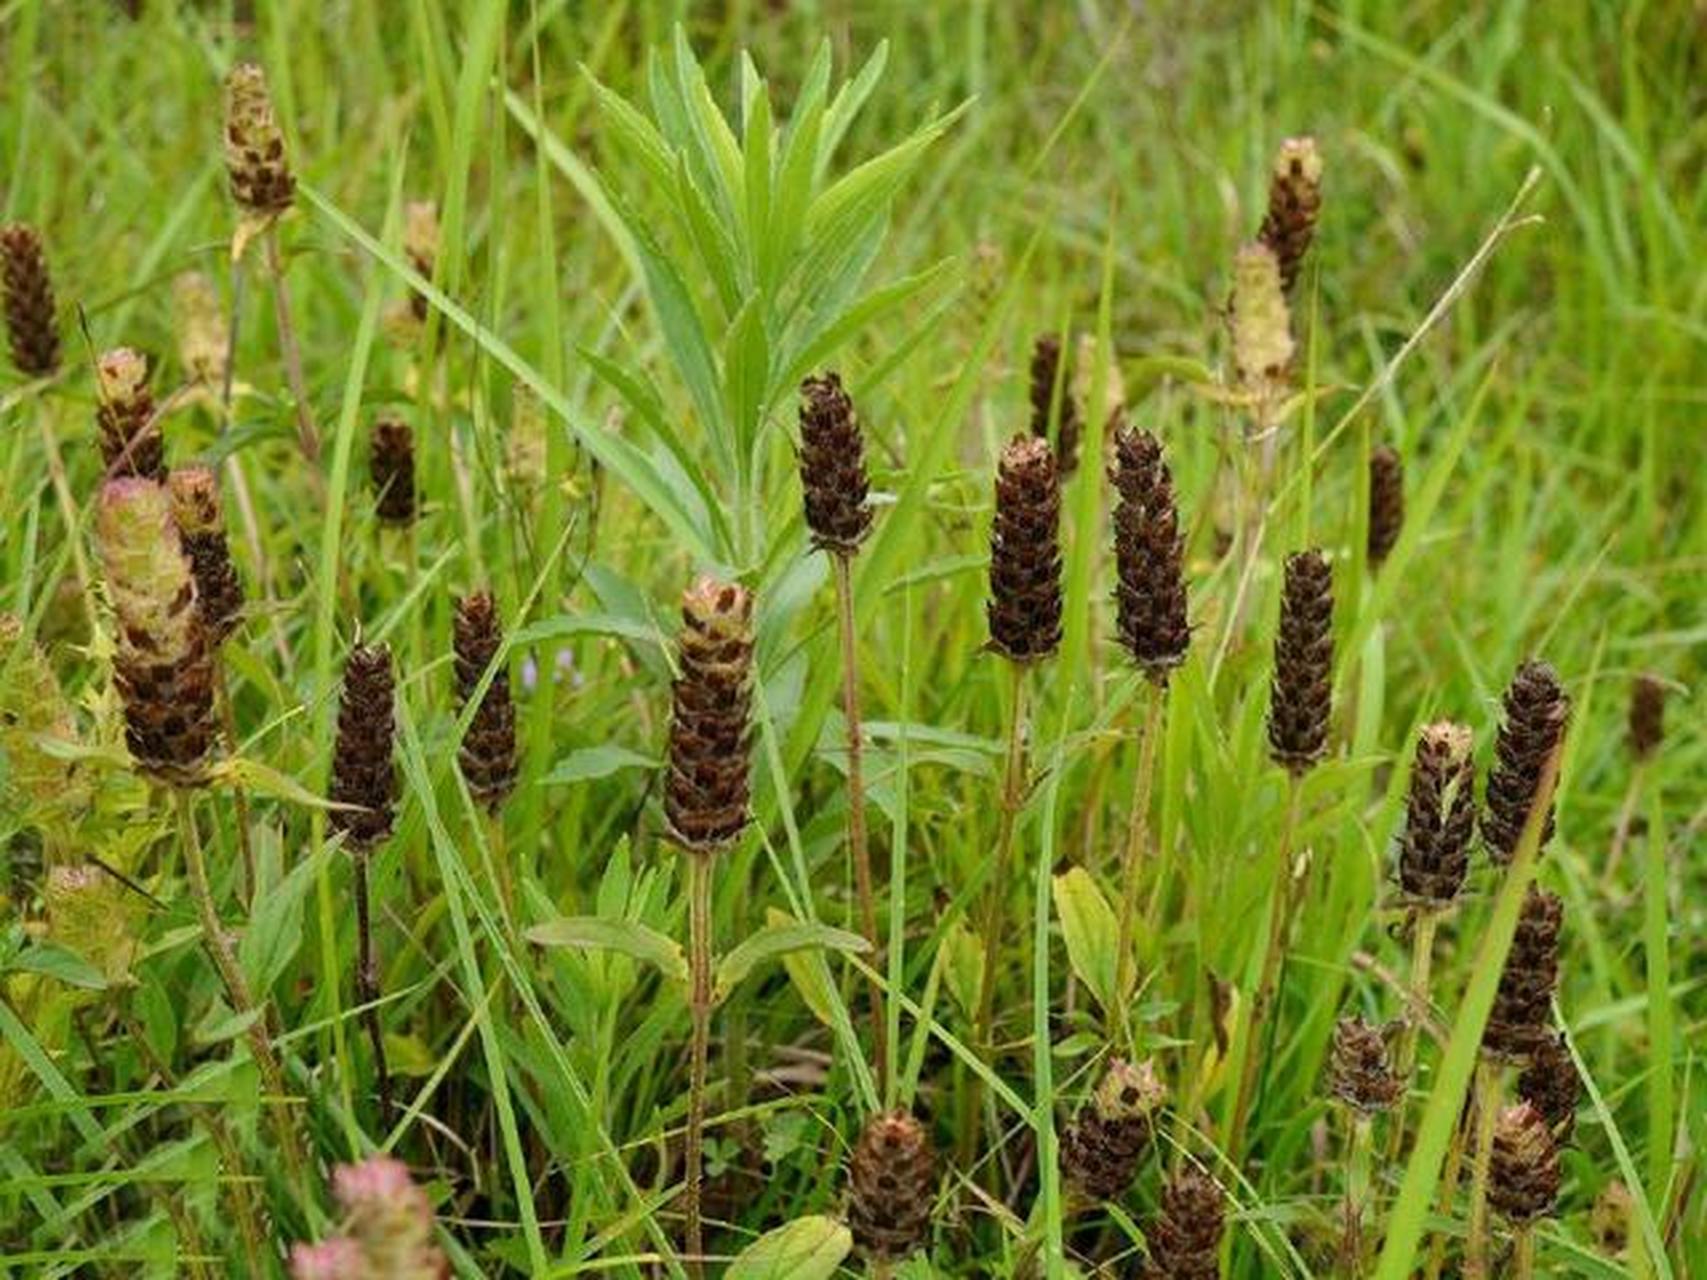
[684,850,714,1278]
[263,228,325,483]
[214,672,257,909]
[1464,1060,1504,1279]
[353,844,392,1122]
[174,790,309,1196]
[33,400,97,630]
[832,552,886,1090]
[1512,1226,1535,1280]
[1386,908,1439,1162]
[1114,680,1164,1042]
[1226,774,1305,1163]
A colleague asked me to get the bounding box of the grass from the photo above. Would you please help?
[1,1,1702,1277]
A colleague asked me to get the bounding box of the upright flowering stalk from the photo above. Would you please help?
[371,417,418,526]
[1028,334,1081,477]
[1367,445,1404,568]
[663,577,754,1274]
[95,348,166,481]
[1327,1016,1405,1271]
[1482,660,1570,866]
[1145,1164,1225,1279]
[1488,1103,1562,1280]
[1257,136,1324,295]
[847,1109,937,1268]
[0,223,61,377]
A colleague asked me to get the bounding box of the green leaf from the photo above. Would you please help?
[239,842,327,996]
[7,944,105,990]
[765,907,835,1025]
[725,1214,851,1280]
[1052,867,1129,1016]
[539,746,660,786]
[714,919,869,1003]
[723,296,771,467]
[526,917,688,984]
[942,917,984,1016]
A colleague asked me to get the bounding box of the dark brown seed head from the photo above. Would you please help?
[1483,886,1563,1063]
[847,1109,935,1262]
[1397,722,1476,907]
[1110,424,1190,683]
[96,477,217,787]
[370,417,417,525]
[168,467,244,645]
[1482,660,1570,864]
[329,644,397,852]
[1267,549,1334,773]
[664,577,754,855]
[1257,136,1323,294]
[1327,1016,1405,1114]
[1145,1165,1225,1279]
[1627,673,1665,762]
[224,62,295,217]
[1488,1102,1562,1225]
[95,348,165,481]
[986,435,1062,664]
[0,223,61,377]
[1059,1057,1167,1202]
[797,372,872,555]
[452,592,517,813]
[1517,1032,1579,1144]
[1029,334,1081,477]
[1367,445,1404,566]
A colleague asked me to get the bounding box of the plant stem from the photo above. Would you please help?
[214,669,257,909]
[1512,1226,1535,1280]
[1386,908,1438,1162]
[684,850,714,1278]
[353,844,392,1123]
[1340,1111,1373,1277]
[960,663,1030,1168]
[1226,775,1304,1164]
[263,228,325,482]
[1423,1090,1473,1280]
[832,552,885,1092]
[1464,1060,1503,1280]
[1114,678,1164,1043]
[174,790,309,1196]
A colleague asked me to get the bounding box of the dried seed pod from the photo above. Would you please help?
[224,62,295,217]
[1516,1032,1579,1144]
[1488,1102,1562,1225]
[1482,887,1563,1062]
[797,372,872,555]
[95,348,165,481]
[1229,241,1294,403]
[1627,673,1665,762]
[0,222,61,377]
[1110,424,1190,683]
[664,577,754,854]
[1327,1016,1405,1113]
[329,644,397,852]
[370,417,417,525]
[1482,660,1570,864]
[1397,722,1476,907]
[847,1109,935,1262]
[1267,549,1334,773]
[96,477,218,786]
[1257,136,1323,294]
[404,200,439,322]
[1059,1057,1167,1201]
[1145,1165,1225,1279]
[172,272,229,387]
[986,435,1063,664]
[1028,334,1081,477]
[169,466,244,645]
[452,592,517,812]
[1367,445,1404,566]
[46,864,141,985]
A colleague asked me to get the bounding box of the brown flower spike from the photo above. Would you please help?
[1488,1102,1562,1225]
[1482,660,1570,864]
[1367,445,1404,566]
[96,477,218,786]
[847,1109,935,1262]
[1627,673,1665,762]
[1327,1016,1405,1114]
[1257,136,1323,294]
[797,373,872,554]
[169,467,244,645]
[0,223,61,377]
[1059,1057,1166,1201]
[452,592,517,812]
[370,417,416,525]
[1268,549,1334,773]
[1483,886,1563,1062]
[224,62,295,217]
[329,645,398,851]
[1028,334,1081,477]
[96,348,166,481]
[1517,1032,1580,1144]
[986,435,1063,663]
[664,578,754,854]
[1111,424,1190,682]
[1146,1165,1225,1279]
[1397,722,1476,907]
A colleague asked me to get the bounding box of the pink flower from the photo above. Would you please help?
[289,1237,363,1279]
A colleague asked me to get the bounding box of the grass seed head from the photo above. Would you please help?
[847,1108,935,1262]
[329,643,397,852]
[452,591,517,813]
[224,62,295,217]
[664,576,754,854]
[1059,1057,1166,1201]
[1146,1164,1226,1279]
[1110,424,1190,682]
[1626,672,1665,762]
[1516,1031,1580,1144]
[1028,334,1081,476]
[797,372,873,555]
[1327,1015,1405,1113]
[986,434,1063,663]
[96,476,216,786]
[0,222,61,377]
[1482,659,1569,864]
[1257,135,1323,294]
[1230,241,1294,403]
[1367,444,1404,566]
[1398,721,1475,907]
[1267,548,1334,773]
[370,416,417,525]
[172,271,229,386]
[1483,886,1563,1063]
[169,466,244,644]
[1488,1101,1562,1225]
[95,347,165,481]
